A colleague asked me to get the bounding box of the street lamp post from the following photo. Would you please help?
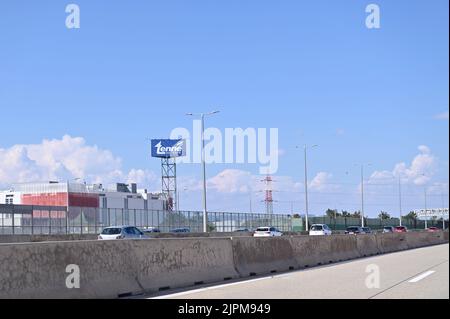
[398,176,402,227]
[424,187,428,230]
[440,185,447,230]
[299,144,318,232]
[421,174,428,230]
[356,163,371,228]
[186,110,220,233]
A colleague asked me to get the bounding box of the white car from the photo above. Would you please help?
[309,224,332,236]
[253,227,283,237]
[98,226,146,240]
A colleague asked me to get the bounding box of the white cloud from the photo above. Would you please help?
[434,111,449,121]
[0,135,157,189]
[309,172,339,192]
[125,169,157,188]
[369,145,438,186]
[207,169,255,194]
[205,169,339,196]
[206,169,302,195]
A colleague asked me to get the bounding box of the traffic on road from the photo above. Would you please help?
[96,224,445,240]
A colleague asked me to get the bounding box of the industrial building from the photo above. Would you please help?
[0,181,166,230]
[0,181,165,210]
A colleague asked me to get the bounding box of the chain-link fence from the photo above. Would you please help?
[308,216,446,231]
[0,204,293,235]
[1,204,446,235]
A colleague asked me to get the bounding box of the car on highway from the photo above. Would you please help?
[142,227,161,234]
[98,226,146,240]
[345,226,365,235]
[362,227,372,234]
[394,226,408,233]
[426,227,440,232]
[309,224,332,236]
[170,227,190,233]
[382,226,395,233]
[253,227,283,237]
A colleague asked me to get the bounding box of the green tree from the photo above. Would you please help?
[404,211,418,229]
[325,209,339,218]
[378,211,391,220]
[342,211,351,217]
[404,211,417,220]
[352,211,361,218]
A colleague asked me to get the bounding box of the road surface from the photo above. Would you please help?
[148,243,449,299]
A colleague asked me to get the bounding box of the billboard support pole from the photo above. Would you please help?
[161,157,177,212]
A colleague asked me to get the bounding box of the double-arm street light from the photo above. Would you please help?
[186,110,220,232]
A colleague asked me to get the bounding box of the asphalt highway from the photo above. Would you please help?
[148,243,449,299]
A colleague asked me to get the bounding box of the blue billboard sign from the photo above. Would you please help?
[151,139,186,158]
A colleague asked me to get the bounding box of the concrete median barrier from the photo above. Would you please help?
[405,231,447,249]
[0,232,448,299]
[356,234,379,257]
[133,238,239,294]
[0,232,254,243]
[289,235,360,268]
[0,234,98,243]
[0,240,142,299]
[231,237,298,276]
[0,238,238,299]
[149,232,253,239]
[376,233,410,254]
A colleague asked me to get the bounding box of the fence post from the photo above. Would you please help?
[31,207,35,235]
[12,206,15,235]
[66,206,69,234]
[157,210,160,231]
[49,208,52,235]
[95,208,98,234]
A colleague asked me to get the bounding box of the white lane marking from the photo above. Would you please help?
[149,277,273,299]
[408,271,435,283]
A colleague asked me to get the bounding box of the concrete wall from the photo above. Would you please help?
[289,235,360,268]
[0,232,254,243]
[0,231,447,299]
[0,238,238,299]
[232,237,297,276]
[0,234,98,243]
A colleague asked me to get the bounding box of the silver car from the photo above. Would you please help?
[98,226,146,240]
[382,226,395,233]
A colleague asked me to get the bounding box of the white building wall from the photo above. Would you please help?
[0,191,22,205]
[1,185,165,211]
[128,198,145,210]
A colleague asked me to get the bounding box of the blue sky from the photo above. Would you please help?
[0,0,448,217]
